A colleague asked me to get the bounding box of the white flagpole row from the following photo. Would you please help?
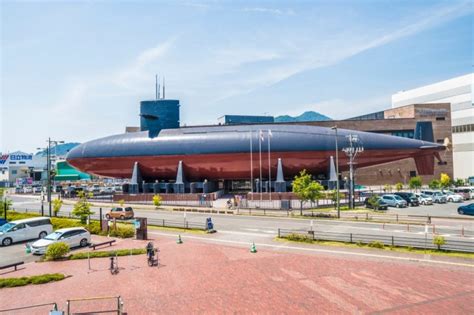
[250,130,253,200]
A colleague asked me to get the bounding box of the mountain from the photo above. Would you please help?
[35,142,80,157]
[275,111,332,122]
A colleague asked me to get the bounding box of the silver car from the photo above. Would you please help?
[415,193,433,205]
[30,227,90,255]
[381,194,408,208]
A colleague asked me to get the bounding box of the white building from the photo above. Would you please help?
[0,151,46,186]
[392,73,473,180]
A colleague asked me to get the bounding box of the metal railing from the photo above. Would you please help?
[66,296,123,315]
[277,228,474,253]
[0,302,59,313]
[12,208,210,231]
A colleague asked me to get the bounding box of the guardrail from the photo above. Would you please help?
[11,208,210,231]
[277,228,474,253]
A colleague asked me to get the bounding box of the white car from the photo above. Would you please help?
[30,227,91,255]
[415,193,433,205]
[0,217,53,246]
[444,192,464,203]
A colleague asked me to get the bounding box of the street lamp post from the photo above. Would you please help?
[331,126,340,218]
[39,138,64,217]
[343,134,364,209]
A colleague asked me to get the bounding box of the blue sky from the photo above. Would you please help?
[1,0,472,152]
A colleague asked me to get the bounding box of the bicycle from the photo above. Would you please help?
[110,256,119,275]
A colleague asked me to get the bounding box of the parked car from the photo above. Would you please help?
[452,187,472,200]
[364,196,388,210]
[0,218,7,226]
[457,203,474,216]
[381,194,408,208]
[444,192,464,203]
[394,192,419,206]
[414,193,433,205]
[431,192,447,204]
[106,207,134,220]
[0,217,53,246]
[30,227,91,255]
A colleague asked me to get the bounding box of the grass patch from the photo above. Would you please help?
[69,248,146,260]
[0,273,66,289]
[276,235,474,260]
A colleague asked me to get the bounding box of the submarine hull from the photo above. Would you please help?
[66,124,444,181]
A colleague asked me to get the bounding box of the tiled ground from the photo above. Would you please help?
[0,235,473,314]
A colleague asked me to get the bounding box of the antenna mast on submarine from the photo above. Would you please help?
[162,76,165,99]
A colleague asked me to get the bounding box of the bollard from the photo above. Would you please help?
[278,228,280,238]
[462,226,464,237]
[366,213,369,221]
[433,225,436,234]
[396,214,398,222]
[407,224,410,232]
[383,223,385,230]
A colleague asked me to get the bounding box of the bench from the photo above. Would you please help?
[89,240,116,250]
[0,261,24,271]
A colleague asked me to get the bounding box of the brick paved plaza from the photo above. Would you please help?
[1,235,473,314]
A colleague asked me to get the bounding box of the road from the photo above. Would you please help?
[8,195,474,239]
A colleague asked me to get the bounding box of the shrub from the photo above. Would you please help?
[45,242,70,261]
[395,182,403,192]
[433,235,446,250]
[52,198,63,216]
[368,241,385,249]
[408,176,422,191]
[118,199,125,207]
[356,241,364,247]
[109,225,135,238]
[152,194,162,208]
[285,233,313,243]
[69,248,146,260]
[0,274,65,288]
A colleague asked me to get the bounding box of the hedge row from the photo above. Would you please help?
[69,248,146,260]
[0,273,66,289]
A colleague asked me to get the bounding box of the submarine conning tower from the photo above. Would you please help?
[140,99,180,138]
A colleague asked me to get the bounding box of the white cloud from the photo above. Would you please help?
[243,7,295,16]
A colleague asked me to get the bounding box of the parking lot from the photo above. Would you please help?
[386,199,471,217]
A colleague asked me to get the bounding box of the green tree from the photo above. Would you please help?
[433,235,446,251]
[395,182,403,192]
[328,190,342,209]
[72,191,94,224]
[152,194,162,208]
[453,178,465,187]
[440,173,451,188]
[52,198,63,216]
[118,199,125,207]
[0,188,12,216]
[408,176,422,192]
[367,195,380,210]
[383,184,392,193]
[292,170,324,215]
[428,179,440,190]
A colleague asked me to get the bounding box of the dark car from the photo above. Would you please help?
[458,203,474,216]
[364,197,388,210]
[394,192,419,206]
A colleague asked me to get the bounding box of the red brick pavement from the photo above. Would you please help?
[0,236,473,314]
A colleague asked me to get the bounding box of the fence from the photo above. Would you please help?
[13,208,210,231]
[277,228,474,253]
[66,296,123,315]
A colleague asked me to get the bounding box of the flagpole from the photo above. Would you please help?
[259,130,262,203]
[268,129,271,202]
[250,130,253,201]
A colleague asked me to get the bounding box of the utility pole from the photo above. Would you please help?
[47,138,51,217]
[331,126,340,218]
[343,134,364,209]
